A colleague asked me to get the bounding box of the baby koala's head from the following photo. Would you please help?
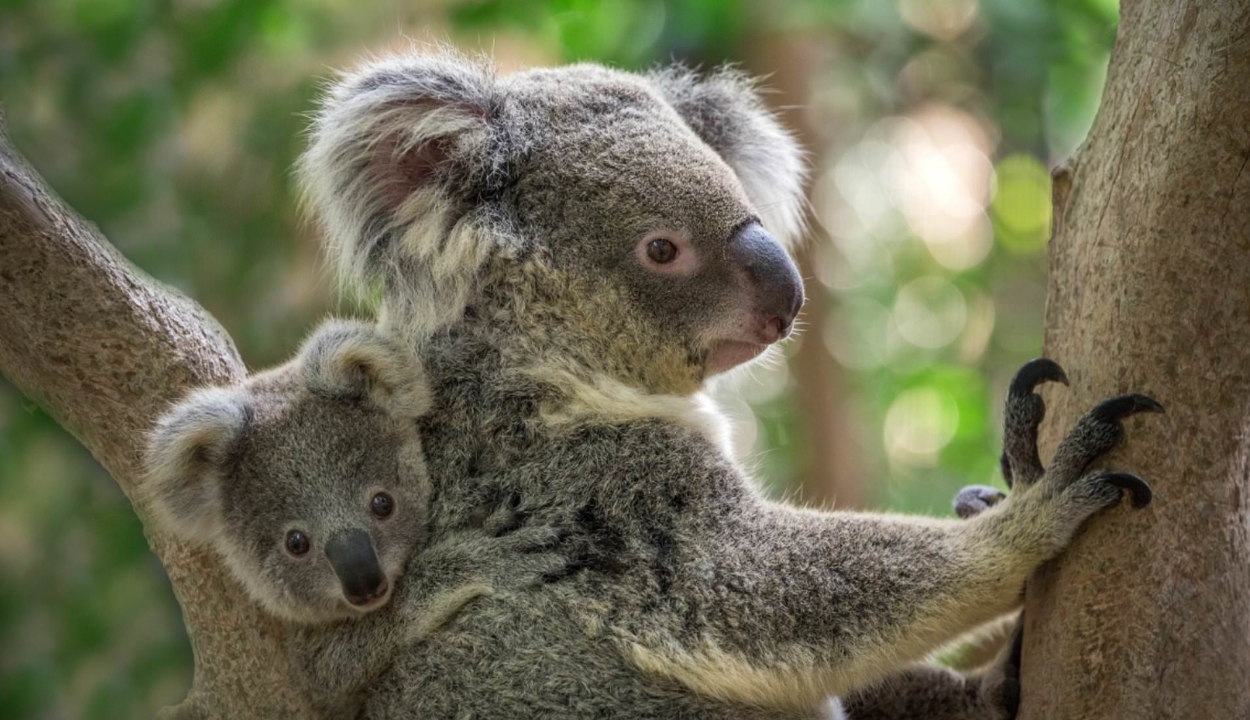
[143,319,430,624]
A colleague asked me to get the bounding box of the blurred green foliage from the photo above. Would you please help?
[0,0,1117,716]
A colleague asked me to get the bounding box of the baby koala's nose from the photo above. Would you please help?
[345,576,389,607]
[325,528,388,608]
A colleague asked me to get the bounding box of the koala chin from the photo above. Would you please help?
[142,319,432,624]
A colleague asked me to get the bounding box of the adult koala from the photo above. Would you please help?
[300,49,1160,719]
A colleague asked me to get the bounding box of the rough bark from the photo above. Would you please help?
[1021,0,1250,717]
[0,119,307,718]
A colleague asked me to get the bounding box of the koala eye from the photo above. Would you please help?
[285,529,311,556]
[646,238,678,264]
[371,492,395,519]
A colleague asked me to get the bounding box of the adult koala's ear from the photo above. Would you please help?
[300,319,430,419]
[143,387,251,541]
[299,49,506,337]
[650,66,808,252]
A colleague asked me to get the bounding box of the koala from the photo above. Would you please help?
[143,318,432,624]
[145,318,575,717]
[299,49,1161,719]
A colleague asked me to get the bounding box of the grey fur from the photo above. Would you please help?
[296,50,1159,719]
[145,318,575,718]
[143,318,431,625]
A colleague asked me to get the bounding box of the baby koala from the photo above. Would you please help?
[142,318,431,623]
[144,318,569,717]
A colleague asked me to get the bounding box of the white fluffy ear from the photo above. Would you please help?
[300,319,430,419]
[143,387,250,541]
[650,66,809,253]
[299,49,506,337]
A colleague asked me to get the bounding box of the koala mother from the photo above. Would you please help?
[300,50,1159,719]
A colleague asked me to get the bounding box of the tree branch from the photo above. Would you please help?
[1023,0,1250,717]
[0,119,307,718]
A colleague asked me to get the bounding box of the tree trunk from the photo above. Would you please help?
[1021,0,1250,717]
[0,120,307,718]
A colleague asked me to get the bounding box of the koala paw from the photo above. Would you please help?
[953,485,1007,519]
[462,493,575,588]
[1048,393,1161,510]
[1000,358,1067,489]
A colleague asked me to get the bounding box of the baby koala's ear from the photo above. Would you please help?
[300,319,430,419]
[143,387,251,541]
[649,65,808,253]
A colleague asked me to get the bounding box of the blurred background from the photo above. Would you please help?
[0,0,1117,717]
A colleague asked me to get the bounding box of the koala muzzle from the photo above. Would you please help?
[729,223,804,343]
[325,528,389,607]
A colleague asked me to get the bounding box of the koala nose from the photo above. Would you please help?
[729,222,804,342]
[325,528,388,606]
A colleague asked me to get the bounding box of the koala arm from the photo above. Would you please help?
[629,362,1157,710]
[833,492,1024,720]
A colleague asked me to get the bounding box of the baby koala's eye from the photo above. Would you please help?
[371,492,394,519]
[285,529,311,556]
[646,238,678,264]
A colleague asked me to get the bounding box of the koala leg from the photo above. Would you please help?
[839,622,1023,720]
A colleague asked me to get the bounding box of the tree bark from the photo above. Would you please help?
[1021,0,1250,717]
[0,119,307,718]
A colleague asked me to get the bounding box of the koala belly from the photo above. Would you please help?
[362,589,828,720]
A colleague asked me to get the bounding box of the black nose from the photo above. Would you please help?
[728,223,804,340]
[324,528,387,606]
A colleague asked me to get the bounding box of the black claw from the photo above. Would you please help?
[1089,393,1164,423]
[1009,358,1069,397]
[1102,471,1153,508]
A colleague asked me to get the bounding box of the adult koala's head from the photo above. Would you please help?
[143,320,430,624]
[301,49,806,395]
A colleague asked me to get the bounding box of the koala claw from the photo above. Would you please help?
[1001,359,1068,489]
[1009,358,1068,397]
[1088,393,1164,422]
[954,485,1007,519]
[1050,392,1161,485]
[1091,470,1152,509]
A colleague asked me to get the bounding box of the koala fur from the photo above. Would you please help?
[143,318,431,624]
[299,49,1158,719]
[145,318,576,718]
